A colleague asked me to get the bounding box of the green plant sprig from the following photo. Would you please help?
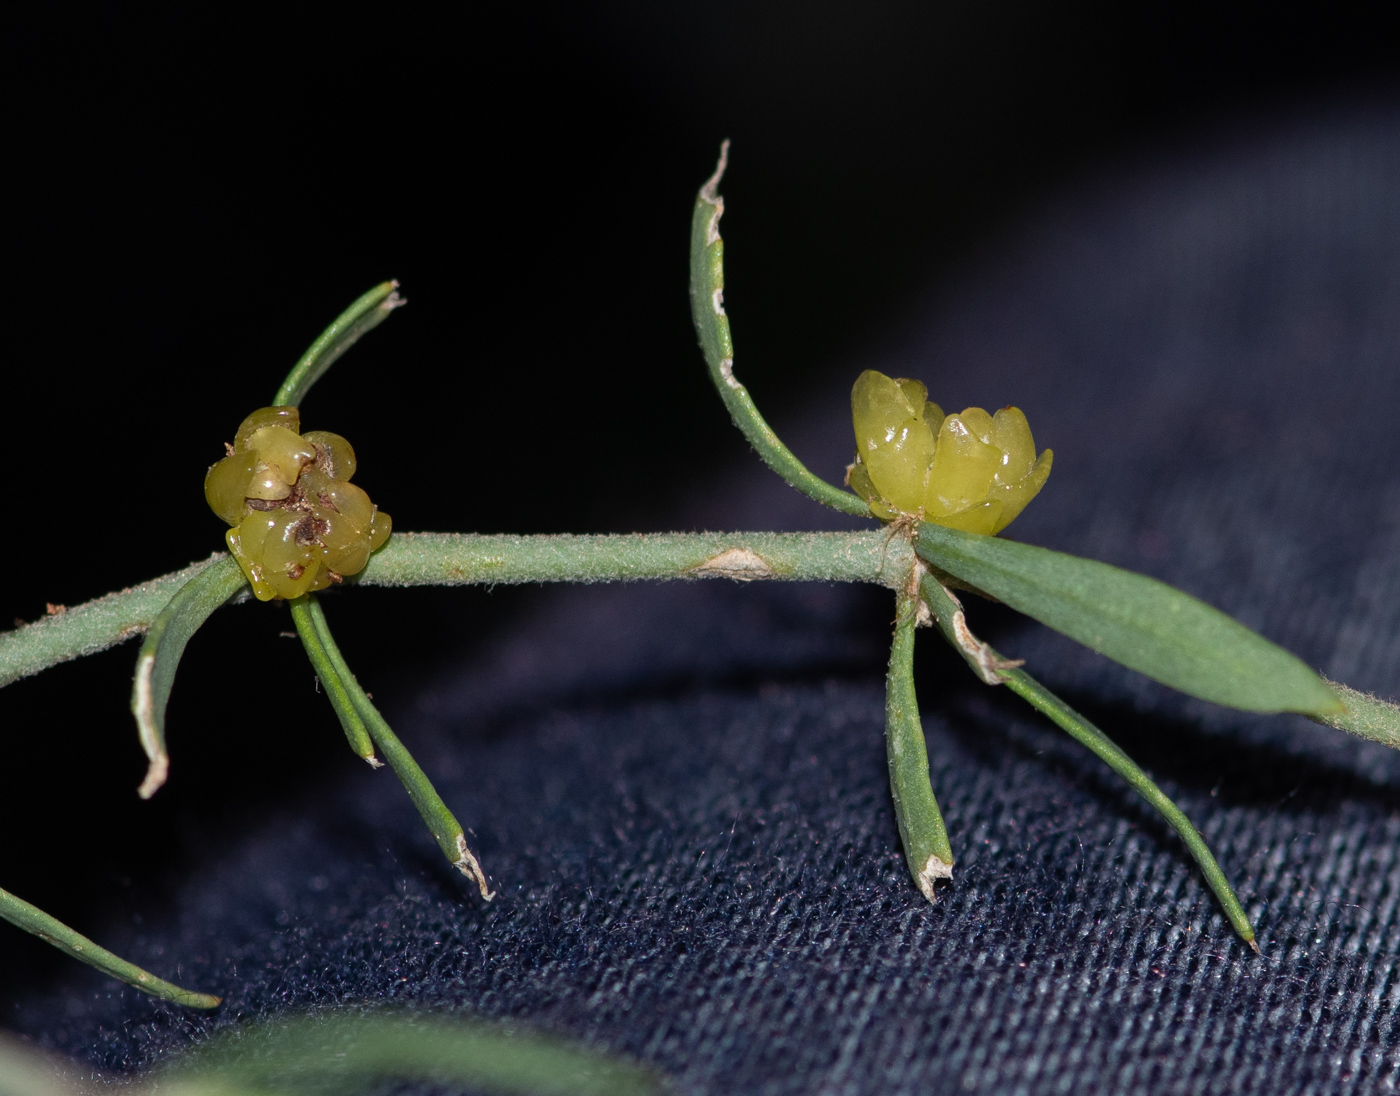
[2,148,1398,1015]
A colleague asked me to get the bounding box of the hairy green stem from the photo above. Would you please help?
[887,586,954,898]
[360,530,912,587]
[0,532,914,689]
[295,595,494,900]
[0,884,220,1009]
[5,531,1396,756]
[1313,680,1400,749]
[0,555,233,689]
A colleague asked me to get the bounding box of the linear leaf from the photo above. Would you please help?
[886,587,953,900]
[293,595,494,901]
[130,556,248,798]
[273,281,404,407]
[689,144,870,516]
[0,884,220,1009]
[915,522,1340,716]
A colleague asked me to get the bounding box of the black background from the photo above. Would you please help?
[3,1,1399,1025]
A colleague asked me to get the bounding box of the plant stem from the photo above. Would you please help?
[1313,680,1400,749]
[358,530,912,587]
[0,532,914,690]
[886,585,954,899]
[0,555,233,689]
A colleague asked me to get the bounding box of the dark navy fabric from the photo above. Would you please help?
[14,106,1400,1093]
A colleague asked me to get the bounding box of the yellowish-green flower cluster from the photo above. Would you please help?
[847,370,1052,535]
[205,407,391,600]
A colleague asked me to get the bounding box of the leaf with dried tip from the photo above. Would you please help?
[915,522,1341,716]
[294,595,494,901]
[918,573,1256,945]
[688,144,869,517]
[885,585,953,899]
[131,556,248,798]
[273,280,404,408]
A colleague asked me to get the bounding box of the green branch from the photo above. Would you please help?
[1314,680,1400,749]
[0,555,234,689]
[0,532,914,689]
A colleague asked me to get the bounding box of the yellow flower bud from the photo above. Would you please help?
[848,370,1052,535]
[205,407,392,600]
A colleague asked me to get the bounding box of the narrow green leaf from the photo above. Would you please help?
[915,522,1341,716]
[130,556,248,799]
[295,595,494,900]
[273,281,404,408]
[159,1011,664,1096]
[886,587,953,899]
[689,144,870,517]
[0,884,220,1009]
[994,666,1258,947]
[288,597,380,766]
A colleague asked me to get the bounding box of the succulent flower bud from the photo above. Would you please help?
[847,370,1051,535]
[204,407,392,600]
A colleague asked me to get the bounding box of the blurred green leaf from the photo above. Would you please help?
[158,1011,665,1096]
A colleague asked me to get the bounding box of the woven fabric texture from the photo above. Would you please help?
[13,105,1400,1094]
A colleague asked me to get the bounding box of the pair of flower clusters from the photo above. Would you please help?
[847,370,1052,535]
[204,407,391,600]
